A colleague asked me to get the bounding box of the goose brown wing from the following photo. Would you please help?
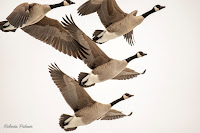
[22,16,88,60]
[7,3,30,28]
[100,109,132,120]
[61,15,111,69]
[78,0,127,28]
[97,0,127,28]
[113,68,146,80]
[78,0,104,16]
[49,63,95,112]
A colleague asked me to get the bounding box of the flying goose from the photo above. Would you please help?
[49,63,133,131]
[61,15,147,87]
[0,0,75,32]
[78,0,165,45]
[0,1,91,60]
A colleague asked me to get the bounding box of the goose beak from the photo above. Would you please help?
[143,53,147,56]
[160,6,166,9]
[129,94,134,97]
[70,1,75,5]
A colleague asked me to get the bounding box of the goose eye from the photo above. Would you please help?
[125,93,129,96]
[156,5,160,8]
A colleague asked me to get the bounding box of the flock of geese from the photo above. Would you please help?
[0,0,165,132]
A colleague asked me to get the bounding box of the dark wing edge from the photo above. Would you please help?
[113,68,146,80]
[123,30,135,46]
[77,0,102,16]
[100,109,133,120]
[48,63,67,89]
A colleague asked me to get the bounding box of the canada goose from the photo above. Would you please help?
[49,63,133,131]
[78,0,165,45]
[61,15,147,87]
[0,1,91,60]
[0,0,75,32]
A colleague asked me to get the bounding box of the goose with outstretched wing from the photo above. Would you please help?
[78,0,165,45]
[61,15,147,87]
[49,63,133,131]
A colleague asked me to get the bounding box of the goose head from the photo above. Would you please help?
[122,93,134,100]
[64,0,75,6]
[154,5,165,11]
[49,0,75,9]
[136,51,147,58]
[125,51,147,63]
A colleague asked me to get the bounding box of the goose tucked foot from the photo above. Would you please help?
[59,114,78,131]
[78,72,96,87]
[0,21,16,32]
[92,30,106,44]
[93,30,119,44]
[59,114,73,128]
[0,21,7,29]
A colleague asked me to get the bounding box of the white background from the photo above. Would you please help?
[0,0,200,133]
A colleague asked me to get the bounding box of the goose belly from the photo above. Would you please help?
[64,116,85,129]
[22,4,50,27]
[107,15,144,36]
[75,103,111,125]
[96,31,119,43]
[93,60,127,82]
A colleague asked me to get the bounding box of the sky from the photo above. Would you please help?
[0,0,200,133]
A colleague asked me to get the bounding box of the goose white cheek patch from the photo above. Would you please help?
[64,1,70,6]
[123,95,129,99]
[154,7,159,11]
[137,53,142,57]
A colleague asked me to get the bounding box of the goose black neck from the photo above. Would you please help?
[49,2,64,9]
[142,8,155,18]
[110,97,124,106]
[125,54,138,63]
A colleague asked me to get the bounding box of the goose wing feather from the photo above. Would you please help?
[78,0,127,28]
[61,15,111,69]
[100,109,132,120]
[97,0,128,28]
[49,63,95,112]
[22,16,88,60]
[113,68,146,80]
[123,30,135,46]
[7,3,30,28]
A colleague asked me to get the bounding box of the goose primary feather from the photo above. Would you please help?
[49,63,133,131]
